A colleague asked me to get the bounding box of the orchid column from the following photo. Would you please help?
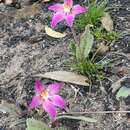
[48,0,87,44]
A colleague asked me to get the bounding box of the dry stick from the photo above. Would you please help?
[58,111,130,116]
[91,47,102,62]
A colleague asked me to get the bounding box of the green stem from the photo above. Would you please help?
[70,27,80,45]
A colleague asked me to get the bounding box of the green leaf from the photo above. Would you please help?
[26,118,51,130]
[116,87,130,100]
[80,25,94,59]
[75,44,82,62]
[69,41,77,56]
[69,41,83,62]
[56,115,97,123]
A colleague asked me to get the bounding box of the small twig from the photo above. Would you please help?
[70,85,84,102]
[91,47,101,62]
[70,85,80,102]
[111,52,130,61]
[97,50,130,65]
[99,79,107,94]
[58,111,130,116]
[111,76,128,93]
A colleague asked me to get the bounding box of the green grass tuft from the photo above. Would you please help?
[72,59,104,78]
[75,0,108,31]
[69,42,104,79]
[93,27,121,42]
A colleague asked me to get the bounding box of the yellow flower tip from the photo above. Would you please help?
[40,90,49,98]
[63,3,71,12]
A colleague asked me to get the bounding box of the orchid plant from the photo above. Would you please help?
[30,80,66,119]
[49,0,98,77]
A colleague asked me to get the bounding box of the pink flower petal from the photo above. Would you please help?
[72,4,87,15]
[43,100,57,119]
[51,12,65,28]
[51,95,66,109]
[35,80,44,94]
[48,4,64,12]
[65,14,75,27]
[29,96,42,109]
[47,83,63,94]
[64,0,73,8]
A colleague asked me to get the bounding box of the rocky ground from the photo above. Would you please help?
[0,0,130,130]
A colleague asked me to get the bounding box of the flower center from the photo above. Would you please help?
[63,3,71,12]
[40,90,49,99]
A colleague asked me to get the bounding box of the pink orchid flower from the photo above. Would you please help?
[48,0,87,28]
[29,80,66,119]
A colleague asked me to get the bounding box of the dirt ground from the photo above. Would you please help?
[0,0,130,130]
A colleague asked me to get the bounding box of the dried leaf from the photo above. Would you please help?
[56,115,97,123]
[33,71,89,86]
[101,13,113,32]
[15,3,41,19]
[116,87,130,100]
[4,0,14,5]
[111,76,127,93]
[97,44,109,55]
[42,0,50,2]
[45,26,67,38]
[0,100,18,115]
[26,118,51,130]
[118,67,130,76]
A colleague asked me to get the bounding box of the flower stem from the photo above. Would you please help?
[70,27,80,45]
